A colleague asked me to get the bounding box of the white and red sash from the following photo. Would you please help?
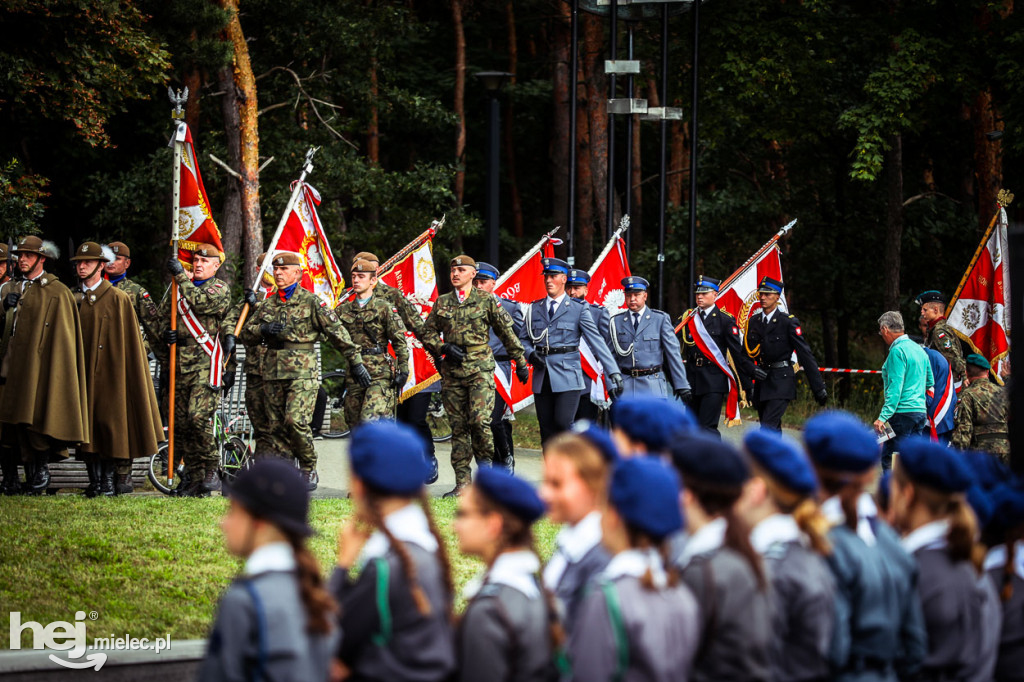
[580,338,608,404]
[687,311,740,423]
[177,294,224,388]
[927,366,955,440]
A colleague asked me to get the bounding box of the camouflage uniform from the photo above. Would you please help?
[951,376,1009,462]
[112,276,163,361]
[336,291,409,427]
[240,286,362,471]
[378,281,427,339]
[423,286,525,485]
[925,318,966,385]
[222,302,271,455]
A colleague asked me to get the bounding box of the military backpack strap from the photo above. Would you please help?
[599,580,629,682]
[370,557,393,647]
[240,579,269,682]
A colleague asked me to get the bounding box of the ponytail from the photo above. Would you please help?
[945,495,981,570]
[364,491,432,616]
[791,498,833,557]
[816,466,863,533]
[285,534,337,634]
[686,479,766,590]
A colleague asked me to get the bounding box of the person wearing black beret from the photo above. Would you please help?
[669,431,772,682]
[197,459,336,682]
[738,429,836,682]
[454,467,559,681]
[568,458,701,681]
[890,437,1000,681]
[803,411,927,681]
[328,421,456,681]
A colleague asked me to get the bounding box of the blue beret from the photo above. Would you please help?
[988,482,1024,533]
[669,430,750,487]
[961,450,1014,490]
[621,276,649,292]
[541,257,570,275]
[757,276,784,295]
[567,269,590,285]
[571,420,620,462]
[609,457,683,540]
[349,420,430,495]
[877,470,892,511]
[804,411,880,472]
[695,275,720,293]
[743,428,817,496]
[475,466,546,523]
[610,395,696,452]
[474,262,499,280]
[965,353,991,370]
[967,485,994,530]
[897,436,974,493]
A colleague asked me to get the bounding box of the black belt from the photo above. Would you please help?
[975,432,1009,440]
[536,345,578,356]
[626,365,662,377]
[267,341,315,351]
[764,360,791,369]
[493,354,511,362]
[361,344,387,355]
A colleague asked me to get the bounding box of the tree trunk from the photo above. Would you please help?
[972,88,1002,231]
[184,67,202,136]
[504,0,524,241]
[218,65,244,285]
[221,0,262,287]
[882,133,903,312]
[582,13,608,246]
[452,0,467,205]
[550,1,570,240]
[368,57,380,167]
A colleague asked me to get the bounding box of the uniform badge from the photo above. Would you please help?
[795,327,803,336]
[731,326,739,335]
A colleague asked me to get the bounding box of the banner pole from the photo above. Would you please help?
[588,216,630,277]
[495,226,561,290]
[166,87,188,487]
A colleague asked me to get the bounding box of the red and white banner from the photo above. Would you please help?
[174,124,224,263]
[714,244,787,330]
[275,183,346,308]
[947,204,1010,375]
[687,313,741,423]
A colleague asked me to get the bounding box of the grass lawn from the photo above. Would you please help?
[0,496,558,649]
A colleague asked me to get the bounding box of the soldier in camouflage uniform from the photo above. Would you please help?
[423,255,529,496]
[240,251,370,490]
[162,244,232,497]
[336,258,409,427]
[952,353,1009,461]
[916,290,966,385]
[105,241,163,361]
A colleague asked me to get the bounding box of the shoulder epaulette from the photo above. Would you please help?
[788,314,795,318]
[611,308,630,317]
[718,307,735,318]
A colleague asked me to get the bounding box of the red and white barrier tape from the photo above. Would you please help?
[819,368,882,375]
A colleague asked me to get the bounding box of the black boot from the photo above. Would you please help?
[169,470,192,497]
[99,461,115,497]
[83,459,101,498]
[0,454,20,495]
[24,458,49,496]
[200,467,221,495]
[114,467,134,496]
[302,469,319,492]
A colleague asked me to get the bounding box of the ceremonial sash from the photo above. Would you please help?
[687,312,740,423]
[579,338,608,404]
[927,367,955,440]
[495,361,514,409]
[177,294,224,388]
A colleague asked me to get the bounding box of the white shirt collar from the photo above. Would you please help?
[750,513,802,555]
[984,542,1024,580]
[698,303,716,315]
[631,306,648,320]
[677,517,727,568]
[546,292,567,308]
[464,549,541,600]
[542,511,603,589]
[359,503,439,566]
[81,279,103,293]
[901,519,950,554]
[602,548,668,589]
[244,541,296,576]
[762,307,779,323]
[821,492,879,545]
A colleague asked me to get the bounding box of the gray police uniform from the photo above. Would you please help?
[576,300,611,421]
[489,295,524,470]
[609,305,690,398]
[458,550,554,682]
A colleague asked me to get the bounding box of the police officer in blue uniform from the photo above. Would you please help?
[609,276,691,401]
[566,268,611,422]
[743,276,827,430]
[681,275,758,434]
[520,257,624,444]
[473,262,523,473]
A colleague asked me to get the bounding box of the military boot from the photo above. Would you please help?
[24,458,49,496]
[99,461,116,497]
[302,469,319,492]
[200,467,221,495]
[115,468,134,496]
[442,481,468,498]
[83,459,102,498]
[169,470,193,497]
[0,454,20,495]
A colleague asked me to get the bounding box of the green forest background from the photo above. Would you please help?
[2,0,1022,382]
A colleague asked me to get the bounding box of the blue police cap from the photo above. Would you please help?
[967,485,994,530]
[757,276,784,295]
[571,420,621,463]
[349,420,431,495]
[541,257,570,275]
[743,428,817,496]
[803,411,880,472]
[877,470,892,512]
[474,262,500,280]
[669,430,750,488]
[914,290,945,306]
[621,276,649,292]
[567,269,591,285]
[897,436,975,493]
[609,457,684,540]
[475,466,546,523]
[695,275,721,293]
[610,395,697,453]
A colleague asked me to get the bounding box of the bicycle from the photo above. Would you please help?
[148,408,253,495]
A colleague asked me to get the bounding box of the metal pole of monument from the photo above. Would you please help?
[657,3,669,310]
[486,90,501,266]
[687,0,701,307]
[606,0,619,242]
[568,0,579,266]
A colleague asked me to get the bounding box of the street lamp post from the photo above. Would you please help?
[476,71,512,267]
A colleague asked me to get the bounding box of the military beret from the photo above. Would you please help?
[621,276,649,292]
[351,259,377,274]
[225,458,314,537]
[610,395,696,453]
[803,411,880,473]
[256,252,268,267]
[475,466,546,523]
[353,251,380,264]
[897,435,974,493]
[965,353,991,370]
[670,430,750,488]
[474,262,500,280]
[743,428,818,496]
[609,457,684,540]
[69,241,110,262]
[107,241,130,258]
[914,290,945,306]
[349,420,430,495]
[570,420,621,463]
[541,257,570,275]
[450,255,477,269]
[272,251,302,267]
[193,243,222,259]
[967,485,994,530]
[758,276,784,295]
[567,269,590,285]
[695,275,720,293]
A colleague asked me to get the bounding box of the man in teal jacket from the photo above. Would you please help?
[874,310,933,469]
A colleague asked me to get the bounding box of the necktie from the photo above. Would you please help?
[700,309,707,322]
[633,312,639,330]
[763,313,769,324]
[550,300,557,319]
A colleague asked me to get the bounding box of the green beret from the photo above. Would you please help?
[965,353,991,370]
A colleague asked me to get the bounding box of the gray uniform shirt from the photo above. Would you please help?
[609,306,690,397]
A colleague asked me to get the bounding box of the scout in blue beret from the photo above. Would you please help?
[569,457,702,681]
[330,421,456,680]
[667,431,773,680]
[738,428,836,682]
[877,470,893,519]
[610,394,696,455]
[804,410,880,473]
[455,467,557,679]
[982,480,1024,680]
[891,436,999,680]
[199,459,335,682]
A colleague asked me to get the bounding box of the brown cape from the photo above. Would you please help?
[0,275,89,443]
[76,281,163,460]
